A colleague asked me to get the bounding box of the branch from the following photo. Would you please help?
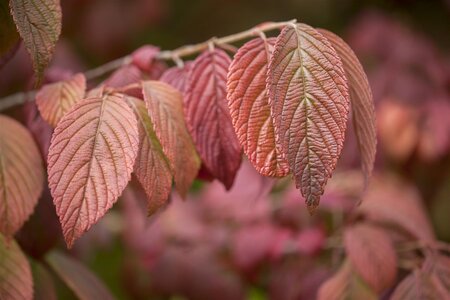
[0,19,296,112]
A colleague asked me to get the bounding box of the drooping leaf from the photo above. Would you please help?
[31,260,57,300]
[422,254,450,294]
[46,251,115,300]
[317,29,376,187]
[0,234,33,300]
[267,23,350,211]
[36,73,86,127]
[142,81,200,197]
[131,45,160,72]
[126,97,172,215]
[0,0,19,65]
[227,37,289,177]
[185,49,242,189]
[344,223,397,292]
[47,93,139,247]
[0,115,44,237]
[317,260,377,300]
[9,0,62,84]
[391,270,445,300]
[160,62,193,93]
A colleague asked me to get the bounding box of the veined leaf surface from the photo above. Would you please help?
[227,37,289,177]
[36,73,86,127]
[160,62,193,93]
[142,81,200,197]
[185,49,242,189]
[0,115,44,237]
[47,93,139,247]
[0,234,33,300]
[318,29,376,187]
[267,23,350,211]
[126,97,172,215]
[9,0,62,83]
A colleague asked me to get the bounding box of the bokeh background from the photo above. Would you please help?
[1,0,449,299]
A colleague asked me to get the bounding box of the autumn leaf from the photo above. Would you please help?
[126,97,172,215]
[142,81,200,197]
[47,93,139,247]
[391,270,446,300]
[344,223,397,292]
[227,37,289,177]
[9,0,62,84]
[267,23,350,211]
[160,62,193,93]
[36,73,86,127]
[46,251,115,300]
[0,234,33,300]
[317,260,377,300]
[0,115,44,237]
[185,48,242,189]
[318,29,376,188]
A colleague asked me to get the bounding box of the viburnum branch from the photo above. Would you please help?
[0,19,296,112]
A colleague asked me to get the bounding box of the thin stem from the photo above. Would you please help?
[0,19,296,112]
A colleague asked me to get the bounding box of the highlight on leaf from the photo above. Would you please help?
[267,23,350,212]
[317,29,376,188]
[9,0,62,84]
[185,48,242,189]
[142,80,200,198]
[36,73,87,127]
[126,96,173,215]
[0,115,44,237]
[227,37,289,177]
[47,93,139,248]
[0,234,33,300]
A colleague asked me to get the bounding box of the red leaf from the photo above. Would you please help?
[47,93,139,247]
[0,234,33,300]
[36,73,86,127]
[46,251,114,300]
[142,81,200,197]
[317,260,377,300]
[185,49,242,189]
[318,29,376,187]
[344,223,397,292]
[126,97,172,215]
[0,115,44,237]
[131,45,160,72]
[227,37,289,177]
[9,0,62,83]
[104,65,142,88]
[267,24,350,211]
[160,62,193,93]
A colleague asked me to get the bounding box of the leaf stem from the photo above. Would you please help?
[0,19,296,112]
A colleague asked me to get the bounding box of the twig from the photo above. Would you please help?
[0,19,296,112]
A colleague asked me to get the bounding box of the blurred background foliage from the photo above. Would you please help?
[1,0,450,299]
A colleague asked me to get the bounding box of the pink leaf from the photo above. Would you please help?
[47,93,139,247]
[227,37,289,177]
[160,62,193,93]
[131,45,160,72]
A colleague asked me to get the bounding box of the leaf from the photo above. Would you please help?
[391,270,445,300]
[126,97,172,215]
[185,48,242,189]
[0,115,44,237]
[142,81,200,197]
[344,223,397,292]
[47,93,139,247]
[36,73,87,127]
[9,0,62,84]
[160,62,193,93]
[423,254,450,293]
[0,234,33,300]
[317,29,376,187]
[46,251,115,300]
[31,260,57,300]
[317,260,377,300]
[267,23,350,211]
[131,45,160,72]
[227,37,289,177]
